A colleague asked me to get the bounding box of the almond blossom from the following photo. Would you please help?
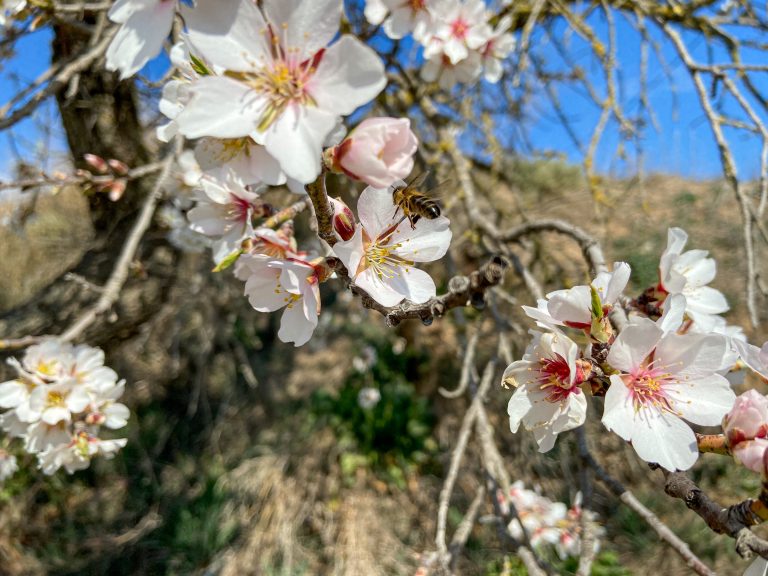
[480,15,516,83]
[38,433,127,475]
[0,340,129,474]
[106,0,176,79]
[176,0,387,184]
[523,262,631,342]
[602,318,736,471]
[327,117,418,188]
[187,172,265,264]
[423,0,492,65]
[657,227,729,331]
[420,50,482,90]
[234,254,325,347]
[332,185,452,307]
[364,0,435,40]
[504,331,591,452]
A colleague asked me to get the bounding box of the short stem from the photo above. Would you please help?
[696,433,730,455]
[305,172,336,247]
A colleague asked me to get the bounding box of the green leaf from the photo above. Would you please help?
[190,54,212,76]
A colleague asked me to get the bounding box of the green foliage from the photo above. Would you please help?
[310,338,436,486]
[559,551,633,575]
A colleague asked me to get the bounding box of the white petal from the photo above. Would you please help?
[357,185,399,237]
[606,318,662,372]
[278,298,318,347]
[735,339,768,380]
[668,373,735,426]
[183,0,269,72]
[547,286,591,326]
[332,227,365,277]
[264,0,342,59]
[355,268,405,307]
[310,36,387,116]
[507,387,532,432]
[105,1,175,79]
[262,105,337,184]
[0,381,28,408]
[658,332,728,378]
[386,266,436,304]
[630,410,698,471]
[390,216,452,263]
[176,76,265,139]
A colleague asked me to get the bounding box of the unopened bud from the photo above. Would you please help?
[329,197,356,241]
[84,153,108,173]
[108,179,127,202]
[108,159,130,175]
[85,412,106,426]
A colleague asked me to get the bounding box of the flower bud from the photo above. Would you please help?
[84,153,108,173]
[107,158,130,176]
[329,197,356,241]
[723,390,768,473]
[723,389,768,448]
[328,117,418,188]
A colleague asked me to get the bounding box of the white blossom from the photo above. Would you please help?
[602,318,736,471]
[176,0,387,184]
[505,331,590,452]
[333,185,452,307]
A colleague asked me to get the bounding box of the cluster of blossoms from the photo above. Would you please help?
[0,340,129,475]
[102,0,454,346]
[364,0,516,88]
[495,481,594,559]
[505,228,755,472]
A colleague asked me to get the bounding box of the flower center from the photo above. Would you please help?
[360,228,413,280]
[244,27,322,132]
[451,18,469,39]
[536,354,581,403]
[46,390,66,408]
[625,363,679,414]
[409,0,426,10]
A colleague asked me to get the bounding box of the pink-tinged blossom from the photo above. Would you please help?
[235,254,324,347]
[657,227,729,331]
[523,262,631,341]
[364,0,435,40]
[176,0,387,184]
[722,390,768,473]
[505,331,590,452]
[602,318,736,471]
[332,186,452,307]
[423,0,492,65]
[187,172,264,264]
[329,117,418,188]
[106,0,176,80]
[480,15,515,83]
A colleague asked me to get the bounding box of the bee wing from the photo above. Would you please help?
[424,178,454,200]
[405,170,430,190]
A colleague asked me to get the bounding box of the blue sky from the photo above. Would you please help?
[1,5,766,183]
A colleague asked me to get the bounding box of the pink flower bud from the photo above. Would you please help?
[108,158,130,176]
[331,117,418,188]
[108,179,127,202]
[723,389,768,448]
[84,153,108,173]
[329,196,356,241]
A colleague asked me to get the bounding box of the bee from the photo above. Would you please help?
[391,171,443,229]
